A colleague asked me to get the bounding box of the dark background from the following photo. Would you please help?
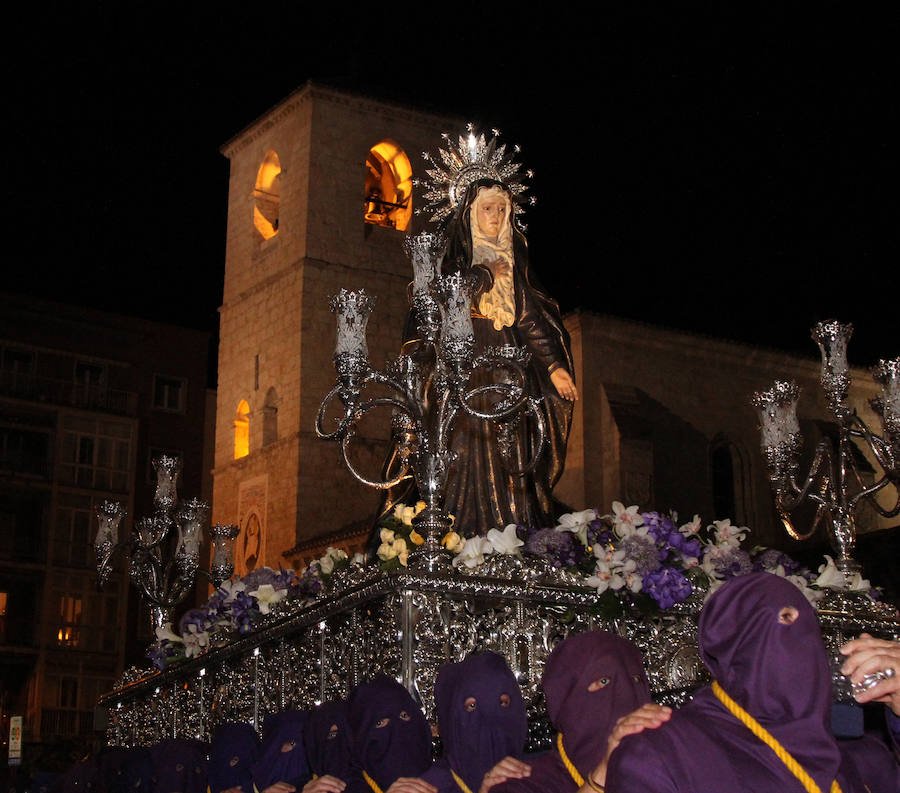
[6,4,897,366]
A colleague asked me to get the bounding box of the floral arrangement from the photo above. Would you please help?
[148,502,873,669]
[378,501,874,618]
[148,547,355,669]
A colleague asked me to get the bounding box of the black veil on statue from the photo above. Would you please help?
[372,177,575,542]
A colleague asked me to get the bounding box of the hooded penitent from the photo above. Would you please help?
[61,758,98,793]
[606,572,861,792]
[208,723,258,793]
[151,740,207,793]
[305,700,352,782]
[493,631,650,793]
[424,652,528,792]
[251,710,310,791]
[347,675,433,791]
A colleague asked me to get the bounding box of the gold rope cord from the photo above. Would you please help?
[712,681,841,793]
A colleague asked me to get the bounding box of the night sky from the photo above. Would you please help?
[7,4,898,369]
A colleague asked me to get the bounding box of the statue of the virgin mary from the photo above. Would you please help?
[385,128,577,536]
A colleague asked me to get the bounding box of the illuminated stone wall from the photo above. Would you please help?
[559,310,891,549]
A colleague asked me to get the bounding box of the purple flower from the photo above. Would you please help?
[524,527,584,568]
[668,532,702,559]
[752,548,800,576]
[641,512,676,543]
[619,532,663,574]
[586,519,614,548]
[707,546,753,579]
[643,567,692,609]
[179,608,211,635]
[147,643,169,670]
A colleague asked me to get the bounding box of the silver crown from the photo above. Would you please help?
[415,124,535,225]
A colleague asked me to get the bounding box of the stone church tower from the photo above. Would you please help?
[212,83,455,572]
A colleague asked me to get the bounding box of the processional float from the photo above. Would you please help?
[97,129,899,748]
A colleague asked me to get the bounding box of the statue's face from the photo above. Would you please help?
[476,193,507,237]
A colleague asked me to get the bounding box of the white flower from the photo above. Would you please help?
[248,583,286,614]
[219,579,247,603]
[182,625,208,658]
[787,574,823,604]
[452,536,494,569]
[586,557,627,593]
[380,528,396,545]
[611,502,644,536]
[624,569,643,593]
[556,509,597,545]
[710,518,747,548]
[352,552,366,565]
[155,623,183,645]
[326,546,348,561]
[814,555,846,589]
[377,542,397,561]
[319,554,335,575]
[679,514,702,536]
[393,503,417,526]
[487,524,524,555]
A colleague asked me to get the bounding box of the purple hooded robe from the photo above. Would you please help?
[61,758,98,793]
[208,723,258,793]
[251,710,310,791]
[305,700,352,783]
[493,630,651,793]
[420,652,528,793]
[346,675,433,793]
[151,740,207,793]
[606,572,864,792]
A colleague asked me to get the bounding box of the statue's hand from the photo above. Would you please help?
[488,257,513,281]
[551,368,578,401]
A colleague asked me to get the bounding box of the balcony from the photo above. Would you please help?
[40,708,95,738]
[0,372,137,416]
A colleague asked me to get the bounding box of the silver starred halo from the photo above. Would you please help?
[414,124,533,226]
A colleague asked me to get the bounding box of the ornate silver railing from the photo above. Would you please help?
[98,561,899,749]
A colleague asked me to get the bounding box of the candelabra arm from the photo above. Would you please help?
[777,440,834,513]
[340,431,413,490]
[846,413,898,480]
[316,385,352,440]
[501,398,547,477]
[845,465,898,517]
[460,383,529,420]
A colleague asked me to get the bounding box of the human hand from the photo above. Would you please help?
[384,779,437,793]
[551,368,578,401]
[840,633,900,715]
[302,776,346,793]
[587,703,672,788]
[478,756,531,793]
[261,783,296,793]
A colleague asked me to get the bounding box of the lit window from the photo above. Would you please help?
[0,591,7,644]
[58,595,82,647]
[253,151,281,241]
[365,140,412,231]
[153,375,186,412]
[234,400,250,459]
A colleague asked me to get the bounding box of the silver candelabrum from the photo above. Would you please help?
[316,232,547,571]
[751,321,899,580]
[95,455,241,631]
